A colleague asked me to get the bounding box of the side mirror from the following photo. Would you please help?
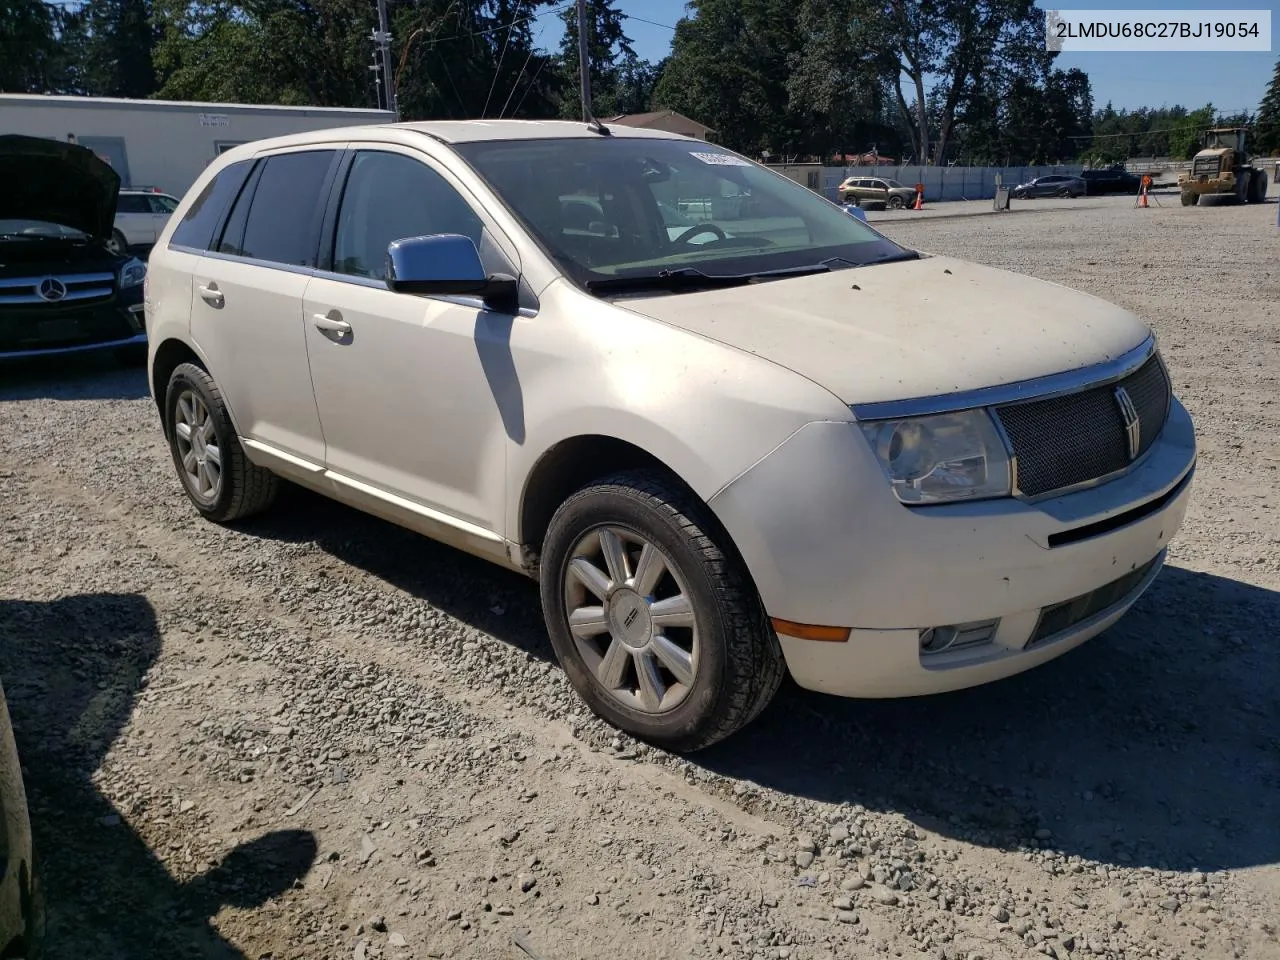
[385,234,518,312]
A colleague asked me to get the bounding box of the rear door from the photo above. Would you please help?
[190,147,342,467]
[148,194,179,241]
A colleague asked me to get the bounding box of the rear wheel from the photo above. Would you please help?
[165,363,278,523]
[540,470,784,752]
[1054,188,1071,198]
[1248,169,1269,203]
[1181,191,1198,206]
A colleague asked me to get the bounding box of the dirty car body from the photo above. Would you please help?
[144,120,1195,750]
[0,135,147,360]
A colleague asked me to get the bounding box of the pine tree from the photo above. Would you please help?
[84,0,158,98]
[1255,57,1280,156]
[557,0,637,120]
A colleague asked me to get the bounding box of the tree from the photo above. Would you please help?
[1258,57,1280,155]
[556,0,647,119]
[1,0,88,93]
[653,0,801,156]
[83,0,159,98]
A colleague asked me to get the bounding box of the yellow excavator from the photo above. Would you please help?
[1178,127,1269,206]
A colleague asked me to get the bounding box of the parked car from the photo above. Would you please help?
[1081,168,1142,196]
[1,678,41,960]
[1010,174,1086,199]
[0,135,148,361]
[146,121,1195,751]
[110,188,180,255]
[837,176,916,209]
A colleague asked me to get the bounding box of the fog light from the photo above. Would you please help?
[919,619,1000,655]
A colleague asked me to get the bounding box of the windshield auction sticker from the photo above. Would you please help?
[690,152,753,167]
[1044,9,1271,51]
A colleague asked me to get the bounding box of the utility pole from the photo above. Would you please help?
[374,0,397,119]
[576,0,591,122]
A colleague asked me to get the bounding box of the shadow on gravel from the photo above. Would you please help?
[239,484,557,663]
[0,355,149,402]
[695,565,1280,875]
[0,594,317,960]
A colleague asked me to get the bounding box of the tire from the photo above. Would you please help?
[1248,169,1269,203]
[164,362,278,523]
[540,470,785,752]
[1181,191,1197,207]
[108,229,128,256]
[1054,188,1070,198]
[888,195,906,209]
[1199,193,1231,207]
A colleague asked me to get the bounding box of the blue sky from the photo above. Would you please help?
[537,0,1277,114]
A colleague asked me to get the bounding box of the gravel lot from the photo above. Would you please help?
[2,195,1278,960]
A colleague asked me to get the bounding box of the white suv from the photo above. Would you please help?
[144,121,1196,750]
[111,189,180,253]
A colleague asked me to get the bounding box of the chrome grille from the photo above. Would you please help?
[0,272,115,306]
[995,354,1171,498]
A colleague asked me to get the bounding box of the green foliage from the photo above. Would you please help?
[1,0,87,93]
[1255,57,1280,156]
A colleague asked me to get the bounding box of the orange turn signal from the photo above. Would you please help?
[770,618,851,643]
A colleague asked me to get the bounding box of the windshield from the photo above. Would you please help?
[0,219,90,240]
[452,137,908,289]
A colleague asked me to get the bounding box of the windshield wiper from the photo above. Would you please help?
[585,263,834,296]
[857,250,922,267]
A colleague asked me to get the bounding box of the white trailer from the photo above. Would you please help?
[0,94,395,199]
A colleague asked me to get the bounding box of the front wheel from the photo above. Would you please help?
[107,229,128,256]
[888,195,906,209]
[540,471,784,752]
[165,363,278,523]
[1181,191,1197,206]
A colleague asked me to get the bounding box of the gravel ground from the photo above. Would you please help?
[1,195,1278,960]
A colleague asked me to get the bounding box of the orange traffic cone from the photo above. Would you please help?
[1139,187,1149,208]
[913,188,924,210]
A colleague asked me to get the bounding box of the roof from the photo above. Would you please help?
[0,93,395,117]
[396,119,693,143]
[608,110,715,134]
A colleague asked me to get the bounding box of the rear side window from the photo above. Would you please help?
[238,151,336,267]
[170,160,254,251]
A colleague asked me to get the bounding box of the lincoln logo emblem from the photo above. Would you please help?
[1114,386,1141,461]
[37,277,67,302]
[623,607,640,629]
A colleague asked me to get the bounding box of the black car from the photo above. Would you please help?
[1009,174,1086,199]
[1081,168,1142,195]
[1,679,40,959]
[0,135,147,362]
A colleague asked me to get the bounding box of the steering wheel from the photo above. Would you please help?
[673,223,726,245]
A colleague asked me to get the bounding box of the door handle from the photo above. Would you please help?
[198,283,224,308]
[312,312,353,343]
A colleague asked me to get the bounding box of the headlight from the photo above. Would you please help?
[119,257,146,289]
[859,409,1012,504]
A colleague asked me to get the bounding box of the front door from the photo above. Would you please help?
[302,147,519,535]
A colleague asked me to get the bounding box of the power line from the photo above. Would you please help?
[424,2,574,47]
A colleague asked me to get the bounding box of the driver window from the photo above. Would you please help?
[333,151,486,280]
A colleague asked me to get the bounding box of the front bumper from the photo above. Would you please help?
[0,285,145,360]
[710,398,1196,698]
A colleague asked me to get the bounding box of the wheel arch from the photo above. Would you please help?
[150,338,206,430]
[518,434,689,555]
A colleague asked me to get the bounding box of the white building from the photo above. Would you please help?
[0,94,395,198]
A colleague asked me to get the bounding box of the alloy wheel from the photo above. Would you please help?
[173,389,222,501]
[562,525,699,714]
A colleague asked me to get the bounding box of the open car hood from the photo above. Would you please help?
[0,134,121,240]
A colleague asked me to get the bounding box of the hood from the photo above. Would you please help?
[0,134,121,240]
[616,255,1151,406]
